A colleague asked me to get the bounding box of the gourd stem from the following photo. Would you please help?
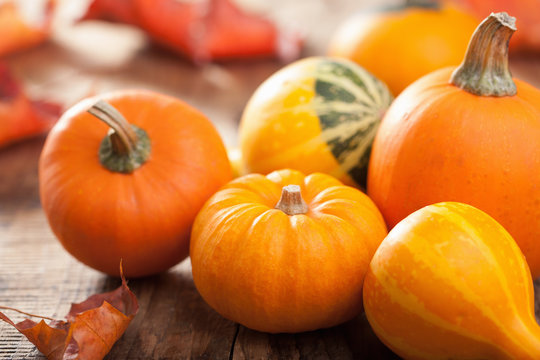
[275,185,308,215]
[450,12,517,97]
[88,100,138,155]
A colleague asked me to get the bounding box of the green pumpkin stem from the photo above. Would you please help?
[87,100,151,173]
[450,12,517,97]
[275,185,308,216]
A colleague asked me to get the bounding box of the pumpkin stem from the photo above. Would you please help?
[275,185,309,216]
[450,12,516,97]
[87,100,151,173]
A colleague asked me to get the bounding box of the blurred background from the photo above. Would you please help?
[3,0,537,150]
[1,0,390,147]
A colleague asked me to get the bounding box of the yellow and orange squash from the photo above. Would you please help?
[239,56,392,189]
[190,169,387,333]
[364,202,540,359]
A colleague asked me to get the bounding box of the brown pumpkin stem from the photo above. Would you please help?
[88,100,137,154]
[275,185,309,216]
[87,100,151,173]
[450,12,517,97]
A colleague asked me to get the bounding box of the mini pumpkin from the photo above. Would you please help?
[364,202,540,359]
[190,169,387,333]
[39,90,232,277]
[367,13,540,277]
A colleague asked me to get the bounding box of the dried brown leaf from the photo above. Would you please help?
[0,273,138,360]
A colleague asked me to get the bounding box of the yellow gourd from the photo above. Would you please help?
[363,202,540,359]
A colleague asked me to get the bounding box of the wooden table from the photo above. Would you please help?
[1,1,540,358]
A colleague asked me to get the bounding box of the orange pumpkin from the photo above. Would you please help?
[364,202,540,359]
[328,0,478,95]
[190,169,387,333]
[367,13,540,277]
[39,90,232,277]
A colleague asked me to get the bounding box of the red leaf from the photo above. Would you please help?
[0,273,138,360]
[82,0,302,62]
[0,62,62,148]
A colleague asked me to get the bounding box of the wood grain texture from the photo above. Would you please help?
[1,0,540,358]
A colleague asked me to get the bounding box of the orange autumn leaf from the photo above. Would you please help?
[0,0,55,57]
[0,62,61,148]
[0,273,138,360]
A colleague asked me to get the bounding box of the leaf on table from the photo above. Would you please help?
[0,62,62,148]
[0,0,55,56]
[0,272,138,360]
[81,0,303,62]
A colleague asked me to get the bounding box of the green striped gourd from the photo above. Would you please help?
[364,202,540,359]
[239,56,392,188]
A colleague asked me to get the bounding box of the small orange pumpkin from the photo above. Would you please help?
[364,202,540,359]
[39,90,232,277]
[328,0,479,95]
[190,169,387,333]
[367,13,540,277]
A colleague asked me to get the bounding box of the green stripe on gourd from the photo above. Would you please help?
[313,59,393,188]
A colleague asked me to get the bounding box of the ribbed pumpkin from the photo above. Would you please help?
[190,169,387,333]
[328,0,478,95]
[364,202,540,359]
[239,56,392,189]
[39,90,232,277]
[367,13,540,277]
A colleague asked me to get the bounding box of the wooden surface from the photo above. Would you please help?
[1,0,540,359]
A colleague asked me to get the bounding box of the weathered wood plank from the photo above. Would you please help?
[232,313,399,360]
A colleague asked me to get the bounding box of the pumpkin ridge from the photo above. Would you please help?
[196,204,268,269]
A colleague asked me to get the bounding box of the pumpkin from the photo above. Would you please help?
[190,168,387,333]
[453,0,540,53]
[367,13,540,277]
[328,0,479,95]
[39,90,232,277]
[239,56,392,189]
[363,202,540,359]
